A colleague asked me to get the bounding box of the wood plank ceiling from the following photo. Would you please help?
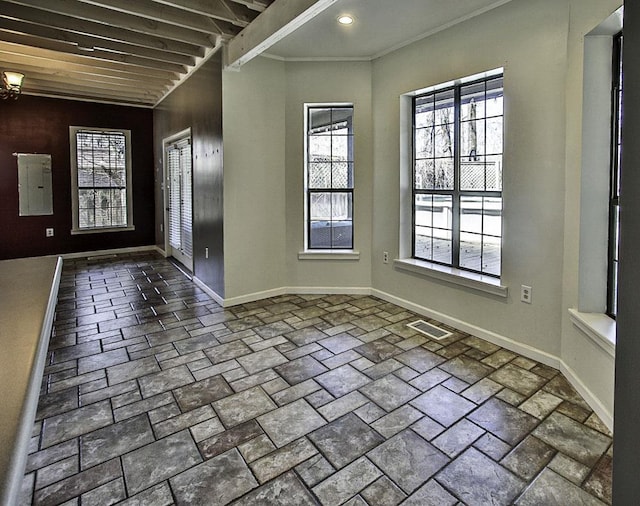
[0,0,275,107]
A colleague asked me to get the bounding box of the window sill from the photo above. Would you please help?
[568,309,616,358]
[71,225,135,235]
[298,250,360,261]
[394,258,508,297]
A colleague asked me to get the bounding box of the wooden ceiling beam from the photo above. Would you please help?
[4,0,219,47]
[0,19,196,67]
[227,0,269,13]
[0,42,182,79]
[78,0,239,35]
[152,0,248,28]
[22,78,163,104]
[226,0,339,68]
[0,1,205,57]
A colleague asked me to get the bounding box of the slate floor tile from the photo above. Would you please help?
[122,430,202,495]
[468,397,539,445]
[515,468,606,505]
[236,347,288,374]
[41,400,113,449]
[532,411,611,467]
[249,437,318,483]
[258,399,326,447]
[170,448,258,505]
[309,413,384,469]
[489,363,548,397]
[436,447,526,506]
[410,385,475,427]
[275,355,329,384]
[232,471,317,505]
[213,386,276,428]
[173,375,233,411]
[80,413,154,468]
[313,457,382,506]
[368,429,448,494]
[138,364,194,398]
[395,347,445,373]
[315,364,371,397]
[359,374,420,412]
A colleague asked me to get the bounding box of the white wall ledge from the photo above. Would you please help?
[298,250,360,260]
[568,308,616,358]
[394,258,508,298]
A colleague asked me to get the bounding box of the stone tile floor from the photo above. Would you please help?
[20,252,613,505]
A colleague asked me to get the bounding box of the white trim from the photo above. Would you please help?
[290,286,371,296]
[192,276,225,307]
[298,250,360,260]
[560,360,613,431]
[568,309,616,358]
[394,258,508,298]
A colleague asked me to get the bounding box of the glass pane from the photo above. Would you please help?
[332,107,353,128]
[460,232,482,271]
[308,162,331,188]
[332,220,353,248]
[332,162,352,189]
[415,95,434,128]
[483,197,502,238]
[310,192,331,220]
[486,116,503,154]
[308,135,331,160]
[434,158,454,189]
[483,235,501,276]
[432,228,452,264]
[415,127,434,159]
[432,195,453,231]
[310,221,332,248]
[332,134,350,161]
[485,78,504,116]
[460,157,486,191]
[415,195,433,228]
[435,124,454,157]
[460,120,485,160]
[331,192,352,220]
[414,227,433,260]
[486,155,503,191]
[434,89,455,125]
[461,82,486,119]
[460,196,483,233]
[309,108,333,134]
[415,160,435,190]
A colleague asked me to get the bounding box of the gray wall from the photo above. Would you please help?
[613,2,640,502]
[154,54,224,296]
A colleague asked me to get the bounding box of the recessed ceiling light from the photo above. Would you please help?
[337,15,354,25]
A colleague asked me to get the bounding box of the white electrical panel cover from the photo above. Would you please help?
[17,153,53,216]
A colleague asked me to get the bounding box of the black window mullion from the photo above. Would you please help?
[452,85,461,269]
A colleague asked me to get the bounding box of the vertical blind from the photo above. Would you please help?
[167,138,193,258]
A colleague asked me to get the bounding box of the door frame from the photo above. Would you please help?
[163,127,193,271]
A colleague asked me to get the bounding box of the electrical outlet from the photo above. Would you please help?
[205,247,209,259]
[521,285,532,304]
[45,228,54,237]
[383,251,389,264]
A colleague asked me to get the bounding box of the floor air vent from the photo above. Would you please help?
[407,320,452,340]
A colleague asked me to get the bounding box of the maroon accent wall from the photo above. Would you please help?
[154,54,224,297]
[0,95,155,260]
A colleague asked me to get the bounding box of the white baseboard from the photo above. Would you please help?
[193,276,225,307]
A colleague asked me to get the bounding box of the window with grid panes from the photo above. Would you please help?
[70,127,133,233]
[608,32,623,318]
[413,74,503,277]
[306,105,354,249]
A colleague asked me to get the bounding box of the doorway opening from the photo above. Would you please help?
[164,129,193,272]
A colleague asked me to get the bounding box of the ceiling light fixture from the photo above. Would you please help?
[1,71,25,100]
[337,15,354,25]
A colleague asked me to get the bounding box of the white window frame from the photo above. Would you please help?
[397,68,507,297]
[70,126,134,234]
[300,102,359,260]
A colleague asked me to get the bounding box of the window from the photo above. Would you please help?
[607,32,623,318]
[70,127,133,234]
[305,105,354,250]
[412,74,504,277]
